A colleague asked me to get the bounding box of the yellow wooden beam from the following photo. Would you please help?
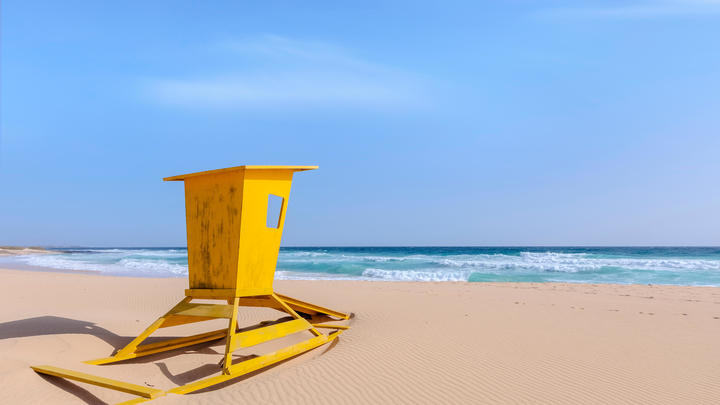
[276,293,349,319]
[113,318,166,358]
[115,398,153,405]
[231,318,312,351]
[185,288,236,298]
[85,329,227,365]
[164,165,317,182]
[185,288,272,299]
[31,365,164,399]
[271,294,322,337]
[135,329,228,353]
[226,333,329,375]
[183,294,341,320]
[109,296,196,360]
[236,297,282,309]
[167,330,341,395]
[160,314,215,328]
[222,298,240,374]
[169,302,234,318]
[311,323,350,330]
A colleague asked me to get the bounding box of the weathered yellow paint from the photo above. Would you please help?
[31,365,164,399]
[32,165,352,403]
[182,170,244,290]
[166,165,316,295]
[235,169,293,294]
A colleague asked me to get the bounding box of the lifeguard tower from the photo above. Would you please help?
[32,165,351,404]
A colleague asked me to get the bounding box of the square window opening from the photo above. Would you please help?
[267,194,284,228]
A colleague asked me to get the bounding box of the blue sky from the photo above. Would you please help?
[2,1,720,246]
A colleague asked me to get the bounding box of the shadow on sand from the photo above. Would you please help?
[2,315,340,403]
[0,316,127,348]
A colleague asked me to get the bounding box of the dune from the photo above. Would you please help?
[1,268,719,404]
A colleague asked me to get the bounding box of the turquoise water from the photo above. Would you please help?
[3,247,720,286]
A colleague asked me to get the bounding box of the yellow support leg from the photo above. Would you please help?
[86,328,228,365]
[271,293,322,337]
[112,297,192,359]
[276,293,350,319]
[113,318,166,358]
[85,296,230,365]
[221,297,240,374]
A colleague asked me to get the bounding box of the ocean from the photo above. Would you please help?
[2,246,720,286]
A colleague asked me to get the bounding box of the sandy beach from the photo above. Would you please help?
[0,268,718,404]
[0,247,53,256]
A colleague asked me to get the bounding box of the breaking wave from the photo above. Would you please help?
[3,247,720,286]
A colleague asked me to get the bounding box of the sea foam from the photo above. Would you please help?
[5,247,720,286]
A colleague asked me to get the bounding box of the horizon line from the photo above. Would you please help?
[31,245,720,249]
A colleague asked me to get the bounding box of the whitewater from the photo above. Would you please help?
[3,247,720,286]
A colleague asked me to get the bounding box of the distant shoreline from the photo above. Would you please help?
[0,246,54,256]
[3,246,720,286]
[7,245,720,249]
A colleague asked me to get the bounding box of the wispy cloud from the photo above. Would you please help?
[146,35,427,110]
[537,0,720,19]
